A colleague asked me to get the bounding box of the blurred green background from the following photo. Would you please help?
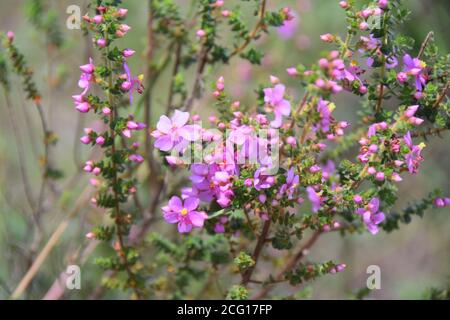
[0,0,449,299]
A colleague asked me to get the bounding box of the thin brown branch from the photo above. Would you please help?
[251,231,321,300]
[417,31,434,59]
[241,220,271,286]
[229,0,267,58]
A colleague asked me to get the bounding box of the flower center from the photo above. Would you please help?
[180,208,188,216]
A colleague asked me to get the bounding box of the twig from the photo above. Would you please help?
[432,82,449,109]
[251,231,321,300]
[417,31,434,59]
[229,0,267,58]
[10,186,92,299]
[241,220,271,286]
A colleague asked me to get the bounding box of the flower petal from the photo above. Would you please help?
[154,135,174,152]
[168,196,183,212]
[172,110,190,128]
[184,197,199,212]
[156,115,172,134]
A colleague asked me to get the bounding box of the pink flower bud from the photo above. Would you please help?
[391,172,402,182]
[79,63,94,74]
[117,8,128,17]
[76,102,90,113]
[286,136,296,146]
[216,76,225,91]
[127,121,139,130]
[244,178,253,187]
[89,178,100,187]
[102,107,111,115]
[80,135,91,144]
[196,29,206,38]
[129,154,144,163]
[93,15,103,24]
[318,58,329,69]
[96,136,105,145]
[378,0,388,9]
[208,116,218,123]
[6,30,14,42]
[320,33,334,42]
[270,75,280,84]
[218,122,226,130]
[336,264,346,272]
[339,1,349,9]
[96,38,107,48]
[123,48,135,58]
[359,22,369,30]
[119,24,131,33]
[86,232,95,239]
[286,67,298,76]
[361,9,373,18]
[414,91,423,100]
[359,137,369,145]
[353,195,363,204]
[409,117,424,126]
[121,81,132,91]
[375,171,385,181]
[359,85,368,94]
[405,105,419,118]
[367,167,377,175]
[322,225,331,232]
[221,10,231,17]
[92,167,101,176]
[83,165,93,172]
[369,144,378,152]
[397,72,408,83]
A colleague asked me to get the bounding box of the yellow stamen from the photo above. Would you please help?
[181,208,188,216]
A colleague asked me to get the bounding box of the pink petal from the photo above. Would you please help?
[188,211,207,227]
[164,211,179,224]
[154,135,174,152]
[171,110,190,128]
[184,197,199,212]
[178,221,192,233]
[156,115,172,134]
[168,196,183,212]
[277,99,291,116]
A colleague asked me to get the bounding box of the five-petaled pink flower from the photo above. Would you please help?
[263,83,291,128]
[162,196,208,233]
[152,110,200,152]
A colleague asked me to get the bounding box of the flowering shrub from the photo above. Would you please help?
[0,0,448,300]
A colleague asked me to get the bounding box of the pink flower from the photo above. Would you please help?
[263,83,291,128]
[356,198,385,235]
[162,196,208,233]
[152,110,200,152]
[306,186,322,213]
[277,11,298,39]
